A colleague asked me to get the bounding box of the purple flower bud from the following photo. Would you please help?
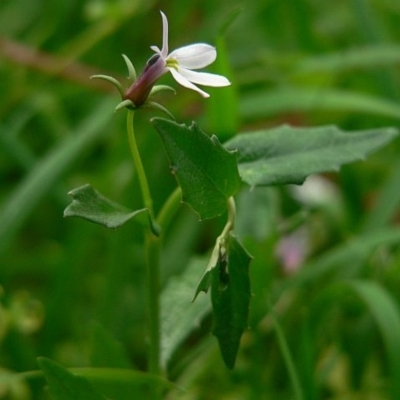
[124,54,167,107]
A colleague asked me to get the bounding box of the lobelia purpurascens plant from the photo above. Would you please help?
[92,11,230,115]
[36,10,398,400]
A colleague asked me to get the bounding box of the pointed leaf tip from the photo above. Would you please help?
[90,74,124,98]
[211,234,252,369]
[64,184,148,229]
[192,269,212,302]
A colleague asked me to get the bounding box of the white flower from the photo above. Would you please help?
[150,11,231,98]
[122,11,231,108]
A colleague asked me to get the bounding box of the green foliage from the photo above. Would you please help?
[2,0,400,399]
[153,118,241,220]
[210,234,252,370]
[346,281,400,398]
[226,125,398,186]
[160,257,210,368]
[0,98,115,255]
[64,184,148,228]
[38,358,175,400]
[38,358,107,400]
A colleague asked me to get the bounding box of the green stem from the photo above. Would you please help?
[219,196,236,241]
[157,187,182,232]
[204,197,237,272]
[126,110,161,395]
[126,110,154,216]
[145,232,161,378]
[225,196,236,232]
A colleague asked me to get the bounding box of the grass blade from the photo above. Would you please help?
[345,280,400,398]
[0,98,115,255]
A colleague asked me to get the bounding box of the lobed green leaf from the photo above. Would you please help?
[64,184,148,229]
[211,234,252,369]
[225,124,397,186]
[152,118,241,220]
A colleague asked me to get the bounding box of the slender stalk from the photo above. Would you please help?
[157,187,182,232]
[145,232,161,379]
[219,196,236,242]
[225,196,236,233]
[126,110,154,215]
[204,197,237,273]
[126,110,161,396]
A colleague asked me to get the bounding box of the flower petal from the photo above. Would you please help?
[160,11,169,57]
[168,44,216,69]
[175,67,231,87]
[151,11,169,58]
[150,45,162,54]
[168,67,210,97]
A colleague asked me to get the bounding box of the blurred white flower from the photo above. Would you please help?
[290,175,341,208]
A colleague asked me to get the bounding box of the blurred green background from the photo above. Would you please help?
[1,0,400,399]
